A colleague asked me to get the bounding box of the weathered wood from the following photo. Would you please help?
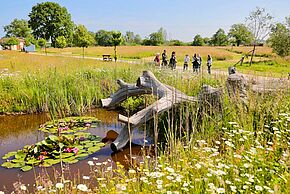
[102,70,198,151]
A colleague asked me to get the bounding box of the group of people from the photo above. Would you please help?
[154,50,213,74]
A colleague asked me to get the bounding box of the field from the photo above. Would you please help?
[41,46,290,77]
[0,47,290,193]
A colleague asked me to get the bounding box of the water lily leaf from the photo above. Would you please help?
[2,151,17,159]
[43,159,60,165]
[1,161,14,168]
[49,135,59,142]
[60,153,74,158]
[15,151,26,159]
[75,153,89,160]
[88,146,102,154]
[63,158,78,164]
[21,165,32,172]
[26,158,41,165]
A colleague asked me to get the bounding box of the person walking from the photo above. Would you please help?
[169,51,177,70]
[183,54,190,70]
[197,54,202,74]
[154,53,161,67]
[207,55,212,74]
[161,50,168,67]
[192,54,198,73]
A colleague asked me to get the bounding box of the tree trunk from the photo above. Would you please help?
[114,45,117,62]
[249,44,256,66]
[83,47,85,59]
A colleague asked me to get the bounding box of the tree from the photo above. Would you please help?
[55,36,67,49]
[24,34,36,46]
[124,31,134,45]
[5,37,20,48]
[211,28,228,46]
[28,2,74,47]
[133,34,142,45]
[228,24,253,46]
[95,30,113,46]
[246,7,273,65]
[73,25,94,58]
[37,38,47,54]
[158,27,167,42]
[4,19,31,38]
[192,34,204,46]
[112,31,123,62]
[203,37,211,45]
[268,19,290,57]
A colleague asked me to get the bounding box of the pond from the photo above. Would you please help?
[0,109,153,192]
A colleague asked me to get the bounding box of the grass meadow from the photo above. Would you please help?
[0,47,290,193]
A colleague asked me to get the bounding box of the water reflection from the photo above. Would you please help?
[0,109,153,192]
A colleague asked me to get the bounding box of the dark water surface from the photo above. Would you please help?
[0,109,152,192]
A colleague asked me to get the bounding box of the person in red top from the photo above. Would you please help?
[154,53,161,67]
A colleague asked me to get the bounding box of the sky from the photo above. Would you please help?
[0,0,289,41]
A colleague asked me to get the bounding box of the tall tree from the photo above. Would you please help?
[124,31,134,45]
[158,27,167,42]
[192,34,204,46]
[37,38,47,54]
[246,7,273,65]
[211,28,228,46]
[73,25,94,58]
[4,19,31,38]
[28,2,74,47]
[112,31,123,62]
[228,24,253,46]
[268,19,290,57]
[133,34,142,45]
[95,30,113,46]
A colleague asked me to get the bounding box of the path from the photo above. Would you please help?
[29,52,289,91]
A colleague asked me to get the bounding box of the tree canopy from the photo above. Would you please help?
[4,19,31,38]
[192,34,204,46]
[73,25,94,48]
[211,28,228,46]
[228,24,253,46]
[5,37,20,46]
[28,2,74,46]
[268,19,290,57]
[55,36,67,49]
[95,30,113,46]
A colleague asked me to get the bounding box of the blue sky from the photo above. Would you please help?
[0,0,289,41]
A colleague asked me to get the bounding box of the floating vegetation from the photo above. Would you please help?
[1,117,104,171]
[38,117,100,134]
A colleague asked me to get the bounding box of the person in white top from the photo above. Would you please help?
[183,54,190,70]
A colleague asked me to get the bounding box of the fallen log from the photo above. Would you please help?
[101,71,198,151]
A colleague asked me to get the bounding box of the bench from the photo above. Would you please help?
[102,54,112,61]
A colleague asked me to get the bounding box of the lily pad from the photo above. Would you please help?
[2,151,17,159]
[21,166,33,172]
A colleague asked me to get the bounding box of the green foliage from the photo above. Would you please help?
[167,39,185,46]
[124,31,142,45]
[55,36,67,49]
[228,24,253,46]
[95,30,113,46]
[73,25,94,57]
[192,34,204,46]
[112,31,122,47]
[143,28,166,46]
[1,117,104,171]
[24,34,36,46]
[4,19,31,38]
[211,28,228,46]
[28,2,74,47]
[38,117,100,133]
[268,22,290,57]
[5,37,20,46]
[37,38,46,48]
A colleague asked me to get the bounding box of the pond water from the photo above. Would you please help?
[0,109,153,192]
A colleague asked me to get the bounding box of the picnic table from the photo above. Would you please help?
[102,54,113,61]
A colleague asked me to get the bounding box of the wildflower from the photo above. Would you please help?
[38,155,45,161]
[176,176,182,182]
[96,162,102,166]
[166,176,174,180]
[157,180,163,185]
[85,123,91,127]
[216,188,225,193]
[140,177,148,183]
[128,169,136,174]
[242,185,249,190]
[64,148,72,153]
[87,161,94,166]
[230,186,237,192]
[243,163,251,168]
[83,176,90,180]
[72,147,79,155]
[255,185,263,191]
[225,141,235,148]
[37,186,43,190]
[225,180,232,185]
[20,185,27,191]
[157,184,163,189]
[77,184,88,192]
[55,183,64,189]
[0,191,4,194]
[165,167,174,173]
[195,163,202,169]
